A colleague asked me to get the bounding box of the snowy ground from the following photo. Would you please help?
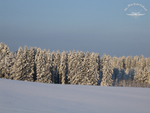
[0,79,150,113]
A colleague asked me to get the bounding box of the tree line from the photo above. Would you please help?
[0,42,150,87]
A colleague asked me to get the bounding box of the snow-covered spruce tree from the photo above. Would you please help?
[116,57,124,70]
[46,50,54,83]
[134,67,143,84]
[59,51,68,84]
[95,53,101,85]
[26,47,35,81]
[68,50,85,85]
[134,67,150,86]
[131,56,139,68]
[125,56,134,80]
[36,49,52,83]
[66,50,72,84]
[101,54,113,86]
[148,68,150,85]
[125,56,132,70]
[111,56,119,85]
[11,46,35,81]
[10,47,24,80]
[134,55,139,68]
[80,51,91,85]
[0,43,10,78]
[142,67,149,84]
[8,52,17,79]
[146,58,150,68]
[20,46,35,81]
[0,43,9,57]
[82,52,100,85]
[51,50,56,83]
[55,50,61,83]
[67,50,76,84]
[139,55,146,69]
[112,56,119,68]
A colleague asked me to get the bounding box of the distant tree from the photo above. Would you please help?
[68,51,85,85]
[134,67,143,84]
[51,50,56,82]
[55,50,61,83]
[146,58,150,68]
[10,47,24,80]
[148,68,150,85]
[80,51,91,85]
[111,56,119,85]
[10,46,35,81]
[8,52,17,79]
[101,54,113,86]
[0,55,11,78]
[36,49,52,83]
[142,67,149,84]
[116,57,124,70]
[139,55,146,69]
[0,43,10,78]
[125,56,132,70]
[87,52,100,85]
[66,51,72,84]
[131,56,139,68]
[112,56,118,68]
[95,53,101,85]
[67,50,76,84]
[59,51,68,84]
[26,47,35,81]
[0,42,9,57]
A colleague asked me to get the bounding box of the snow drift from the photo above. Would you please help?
[0,78,150,113]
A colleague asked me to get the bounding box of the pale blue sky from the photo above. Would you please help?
[0,0,150,57]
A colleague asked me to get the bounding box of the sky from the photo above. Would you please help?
[0,0,150,57]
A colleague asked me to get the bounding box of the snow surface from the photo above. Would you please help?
[0,79,150,113]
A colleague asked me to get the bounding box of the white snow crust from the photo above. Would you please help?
[0,78,150,113]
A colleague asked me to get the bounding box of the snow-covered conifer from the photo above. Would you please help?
[87,52,100,85]
[142,67,149,84]
[55,50,61,83]
[10,47,24,80]
[0,42,9,57]
[101,54,113,86]
[68,51,85,85]
[50,50,56,82]
[80,51,91,85]
[112,56,118,68]
[11,46,35,81]
[59,51,68,84]
[111,56,119,85]
[139,55,146,69]
[116,57,124,70]
[146,58,150,68]
[134,68,143,84]
[0,43,10,78]
[125,56,132,70]
[66,51,72,84]
[36,49,52,83]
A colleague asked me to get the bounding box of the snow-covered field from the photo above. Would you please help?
[0,78,150,113]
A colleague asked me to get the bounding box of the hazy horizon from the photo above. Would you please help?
[1,0,150,57]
